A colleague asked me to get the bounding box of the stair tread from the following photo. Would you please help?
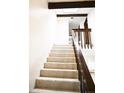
[47,61,76,62]
[47,57,76,62]
[42,68,77,71]
[36,77,79,82]
[53,44,72,46]
[44,62,76,66]
[49,55,75,57]
[48,56,75,59]
[47,57,75,59]
[49,53,74,55]
[35,77,80,91]
[33,45,81,92]
[30,89,80,93]
[51,48,73,50]
[52,48,73,49]
[45,62,76,64]
[52,49,73,50]
[50,52,74,54]
[44,62,77,70]
[50,51,74,54]
[51,51,74,52]
[40,69,78,79]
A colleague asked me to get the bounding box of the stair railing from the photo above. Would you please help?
[73,39,95,93]
[72,18,95,93]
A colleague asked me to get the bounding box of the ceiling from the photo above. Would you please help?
[53,8,94,30]
[51,8,94,14]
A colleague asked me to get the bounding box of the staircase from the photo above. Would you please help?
[31,45,80,93]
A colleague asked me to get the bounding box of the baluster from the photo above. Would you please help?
[80,32,83,48]
[83,31,86,49]
[78,30,80,45]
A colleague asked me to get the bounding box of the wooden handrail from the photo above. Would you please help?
[73,28,92,49]
[73,39,95,93]
[71,15,94,93]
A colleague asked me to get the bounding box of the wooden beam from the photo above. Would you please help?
[57,14,87,17]
[73,29,91,32]
[48,1,95,9]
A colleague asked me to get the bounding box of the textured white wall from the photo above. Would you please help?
[29,0,48,9]
[88,8,95,46]
[55,17,69,44]
[69,17,85,36]
[29,0,57,91]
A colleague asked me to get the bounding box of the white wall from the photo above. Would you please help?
[55,17,69,44]
[88,8,95,46]
[29,0,57,91]
[30,0,48,9]
[69,17,85,36]
[80,17,86,28]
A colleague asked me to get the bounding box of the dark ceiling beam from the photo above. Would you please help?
[73,29,91,32]
[48,1,95,9]
[57,14,87,17]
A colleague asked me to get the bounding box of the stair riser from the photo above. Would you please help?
[52,47,74,50]
[52,47,74,51]
[48,56,75,58]
[51,50,74,53]
[49,54,75,57]
[53,45,73,47]
[50,52,75,55]
[34,45,81,92]
[31,89,80,93]
[47,58,76,62]
[40,70,78,79]
[52,48,74,51]
[35,79,80,91]
[44,63,77,69]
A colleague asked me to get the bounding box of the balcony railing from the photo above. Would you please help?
[72,18,93,49]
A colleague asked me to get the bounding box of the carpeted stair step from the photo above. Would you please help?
[35,77,80,92]
[44,62,77,70]
[40,69,78,79]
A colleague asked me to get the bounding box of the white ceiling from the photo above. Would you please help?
[69,17,86,24]
[54,8,94,30]
[51,8,94,14]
